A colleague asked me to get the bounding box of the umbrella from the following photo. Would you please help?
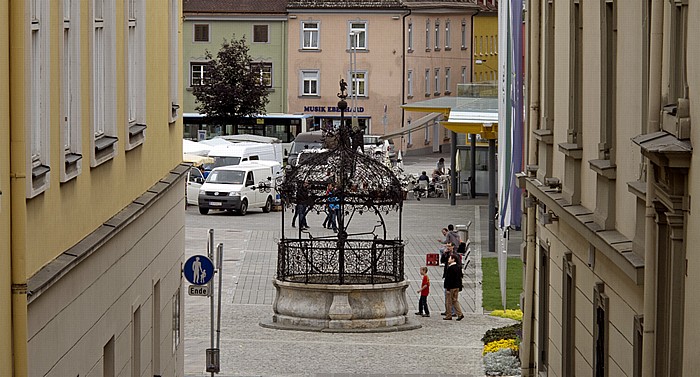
[183,154,214,166]
[183,139,212,156]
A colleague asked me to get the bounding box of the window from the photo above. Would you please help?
[445,20,451,49]
[251,62,273,87]
[668,0,688,103]
[29,0,51,197]
[434,19,440,50]
[190,63,208,86]
[132,305,141,377]
[543,0,555,131]
[593,282,609,377]
[152,281,161,376]
[538,243,550,372]
[172,288,180,353]
[125,0,146,150]
[424,69,430,96]
[562,253,575,377]
[434,68,440,94]
[444,67,451,93]
[349,71,367,97]
[104,336,115,377]
[461,66,467,83]
[169,0,179,122]
[407,70,413,97]
[301,70,319,96]
[479,36,483,55]
[253,24,269,43]
[424,124,430,143]
[425,19,430,50]
[302,21,319,49]
[349,22,367,50]
[61,0,82,183]
[633,316,643,377]
[193,24,209,42]
[599,0,616,161]
[407,20,413,51]
[461,20,467,49]
[92,0,118,167]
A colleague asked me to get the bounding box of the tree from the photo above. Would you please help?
[192,35,270,125]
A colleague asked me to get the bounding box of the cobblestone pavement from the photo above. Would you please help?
[184,154,519,377]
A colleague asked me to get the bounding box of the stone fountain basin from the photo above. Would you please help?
[261,278,421,333]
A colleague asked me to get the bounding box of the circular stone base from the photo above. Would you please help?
[260,278,421,333]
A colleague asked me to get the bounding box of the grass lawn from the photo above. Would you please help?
[481,257,523,311]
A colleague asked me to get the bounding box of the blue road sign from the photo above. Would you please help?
[184,255,214,285]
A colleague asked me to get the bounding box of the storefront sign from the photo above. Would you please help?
[303,105,364,113]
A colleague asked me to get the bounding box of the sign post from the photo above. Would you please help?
[182,229,223,375]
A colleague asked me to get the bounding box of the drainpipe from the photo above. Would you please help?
[8,0,29,374]
[642,1,663,376]
[400,9,411,146]
[0,0,13,374]
[521,0,540,376]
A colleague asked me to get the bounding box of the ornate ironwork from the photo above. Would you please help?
[277,78,406,285]
[277,238,404,284]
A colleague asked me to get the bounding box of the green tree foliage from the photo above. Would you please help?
[192,35,269,125]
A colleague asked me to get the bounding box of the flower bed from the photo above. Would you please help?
[482,310,522,376]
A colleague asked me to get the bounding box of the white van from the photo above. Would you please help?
[197,163,277,215]
[207,142,283,168]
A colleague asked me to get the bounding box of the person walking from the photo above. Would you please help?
[415,266,431,317]
[443,253,464,321]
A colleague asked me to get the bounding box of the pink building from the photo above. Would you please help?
[286,0,478,154]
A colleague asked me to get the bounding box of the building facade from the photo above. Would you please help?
[472,1,498,83]
[401,0,480,154]
[182,0,291,140]
[1,0,185,375]
[521,1,696,376]
[286,0,406,137]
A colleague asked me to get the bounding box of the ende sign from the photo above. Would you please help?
[303,105,365,113]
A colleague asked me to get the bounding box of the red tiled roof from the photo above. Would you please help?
[183,0,288,14]
[287,0,403,9]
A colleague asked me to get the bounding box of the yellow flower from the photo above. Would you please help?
[482,338,520,355]
[489,309,523,321]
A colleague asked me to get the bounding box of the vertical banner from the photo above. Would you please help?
[497,0,524,310]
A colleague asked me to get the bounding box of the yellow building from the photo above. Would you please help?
[1,0,185,375]
[522,1,697,376]
[472,2,498,82]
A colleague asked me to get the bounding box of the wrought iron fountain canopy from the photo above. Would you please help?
[276,79,405,285]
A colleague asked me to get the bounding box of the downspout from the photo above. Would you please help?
[0,0,13,375]
[521,0,540,376]
[642,1,663,376]
[9,0,29,373]
[401,9,411,148]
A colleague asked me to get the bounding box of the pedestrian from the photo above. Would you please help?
[328,190,339,233]
[436,157,446,175]
[415,266,431,317]
[291,203,308,229]
[443,253,464,321]
[439,225,461,249]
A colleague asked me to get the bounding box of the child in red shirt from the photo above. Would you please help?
[415,266,430,317]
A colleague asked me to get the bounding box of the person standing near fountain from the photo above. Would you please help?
[443,254,464,321]
[415,266,431,317]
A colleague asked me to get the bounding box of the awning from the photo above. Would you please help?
[381,112,443,139]
[399,89,499,139]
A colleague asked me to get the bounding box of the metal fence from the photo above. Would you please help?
[277,238,405,285]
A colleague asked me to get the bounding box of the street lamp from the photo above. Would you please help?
[474,59,497,81]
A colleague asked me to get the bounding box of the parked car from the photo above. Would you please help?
[363,135,396,159]
[288,131,324,166]
[186,167,205,205]
[208,142,283,168]
[197,163,277,216]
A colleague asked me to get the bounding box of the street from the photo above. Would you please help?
[183,154,518,376]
